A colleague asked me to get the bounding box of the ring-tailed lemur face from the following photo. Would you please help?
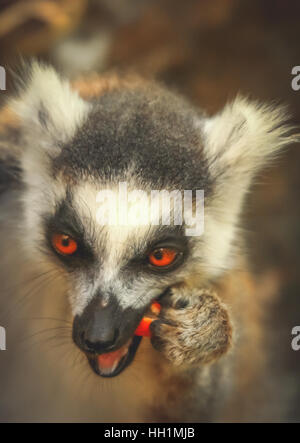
[11,62,295,376]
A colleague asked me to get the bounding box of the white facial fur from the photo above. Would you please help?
[70,181,186,315]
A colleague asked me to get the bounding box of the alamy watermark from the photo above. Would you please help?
[95,182,204,236]
[0,326,6,351]
[291,66,300,91]
[0,66,6,91]
[291,326,300,351]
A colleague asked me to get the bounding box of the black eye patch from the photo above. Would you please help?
[43,196,96,269]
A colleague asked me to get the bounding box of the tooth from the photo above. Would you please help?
[111,359,119,372]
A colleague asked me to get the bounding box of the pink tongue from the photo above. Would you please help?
[97,347,126,370]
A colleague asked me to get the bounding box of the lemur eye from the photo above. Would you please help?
[148,248,178,267]
[52,233,78,256]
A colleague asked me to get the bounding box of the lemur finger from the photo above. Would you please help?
[149,319,174,352]
[158,304,195,326]
[159,287,191,310]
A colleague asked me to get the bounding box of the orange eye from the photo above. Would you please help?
[52,233,78,256]
[148,248,178,267]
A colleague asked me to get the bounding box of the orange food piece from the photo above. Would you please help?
[150,302,161,315]
[135,317,153,337]
[135,302,161,337]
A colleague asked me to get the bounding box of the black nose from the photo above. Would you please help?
[72,291,145,356]
[73,294,121,354]
[83,328,119,354]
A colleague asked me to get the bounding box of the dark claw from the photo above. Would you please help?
[149,319,162,335]
[150,320,165,351]
[173,298,189,310]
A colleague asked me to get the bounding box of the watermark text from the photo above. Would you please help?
[0,66,6,91]
[0,326,6,350]
[96,182,204,237]
[291,66,300,91]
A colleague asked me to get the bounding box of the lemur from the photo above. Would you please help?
[0,62,297,422]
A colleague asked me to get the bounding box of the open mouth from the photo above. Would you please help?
[85,335,143,378]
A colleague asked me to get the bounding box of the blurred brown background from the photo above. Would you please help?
[0,0,299,421]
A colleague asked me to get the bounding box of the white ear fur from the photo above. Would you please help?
[199,97,299,276]
[11,61,90,149]
[203,96,298,186]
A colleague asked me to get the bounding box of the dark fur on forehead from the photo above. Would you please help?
[54,84,213,193]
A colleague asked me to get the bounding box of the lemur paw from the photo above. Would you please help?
[150,286,232,367]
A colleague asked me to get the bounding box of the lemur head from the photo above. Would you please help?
[10,62,296,376]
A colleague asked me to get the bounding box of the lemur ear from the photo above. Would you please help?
[198,98,298,275]
[11,61,90,155]
[202,96,297,192]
